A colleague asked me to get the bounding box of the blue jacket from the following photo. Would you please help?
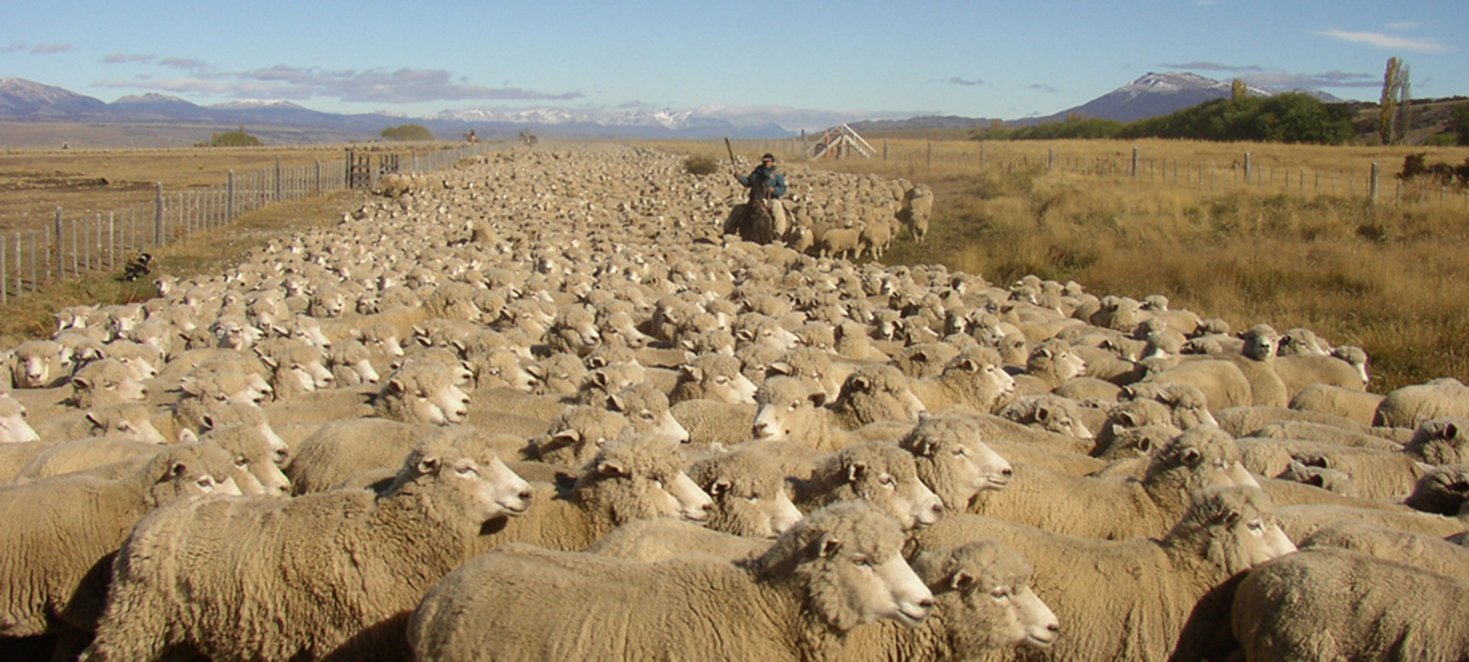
[738,164,787,199]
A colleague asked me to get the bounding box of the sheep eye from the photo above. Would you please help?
[455,464,478,477]
[877,475,896,487]
[990,587,1011,600]
[195,477,215,489]
[852,556,872,568]
[234,456,250,468]
[1246,520,1265,534]
[951,448,966,457]
[713,376,728,385]
[273,449,290,464]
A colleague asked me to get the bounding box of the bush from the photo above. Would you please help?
[683,154,720,175]
[198,129,261,147]
[381,124,435,141]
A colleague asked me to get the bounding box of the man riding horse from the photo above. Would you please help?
[732,153,788,244]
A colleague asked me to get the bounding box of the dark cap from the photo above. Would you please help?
[761,153,775,162]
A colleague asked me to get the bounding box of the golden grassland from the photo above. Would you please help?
[651,138,1469,392]
[1,138,1466,393]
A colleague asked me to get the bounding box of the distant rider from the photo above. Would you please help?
[735,153,789,241]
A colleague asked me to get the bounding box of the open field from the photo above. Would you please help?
[652,137,1469,392]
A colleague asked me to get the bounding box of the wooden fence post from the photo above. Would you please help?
[1131,147,1139,178]
[154,183,164,247]
[1370,162,1380,205]
[53,208,64,280]
[274,157,283,201]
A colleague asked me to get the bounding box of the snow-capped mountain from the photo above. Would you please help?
[0,78,111,119]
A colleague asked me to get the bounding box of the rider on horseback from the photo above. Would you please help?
[734,153,788,243]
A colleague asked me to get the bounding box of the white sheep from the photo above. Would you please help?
[373,361,470,425]
[69,359,148,409]
[0,396,40,443]
[794,441,946,530]
[897,413,1015,510]
[1232,547,1469,660]
[82,432,533,661]
[919,485,1297,660]
[1289,383,1384,427]
[8,340,70,388]
[0,444,241,638]
[1299,520,1469,581]
[1375,377,1469,429]
[408,500,936,661]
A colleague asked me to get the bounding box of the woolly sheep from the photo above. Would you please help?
[0,444,241,637]
[1274,351,1368,400]
[897,413,1014,510]
[1300,520,1469,581]
[285,419,521,494]
[919,485,1296,660]
[906,347,1017,415]
[829,363,928,429]
[1374,377,1469,429]
[794,441,945,530]
[1288,383,1384,427]
[69,359,149,409]
[408,500,935,661]
[0,397,39,443]
[82,431,533,661]
[899,184,933,243]
[372,361,470,425]
[969,425,1258,539]
[686,445,805,538]
[525,405,631,469]
[475,434,714,553]
[669,352,757,404]
[1403,417,1469,465]
[8,340,69,388]
[1232,547,1469,661]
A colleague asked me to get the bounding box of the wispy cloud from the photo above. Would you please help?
[946,76,983,86]
[1029,84,1058,94]
[159,57,210,70]
[1385,21,1419,30]
[1159,61,1264,73]
[30,43,73,55]
[94,64,582,104]
[104,53,154,64]
[1,41,24,53]
[1317,29,1451,53]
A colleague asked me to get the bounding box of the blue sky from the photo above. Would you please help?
[3,1,1464,130]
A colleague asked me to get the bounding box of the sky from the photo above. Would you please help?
[3,1,1465,131]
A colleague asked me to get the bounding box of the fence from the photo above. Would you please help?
[728,137,1469,209]
[0,141,499,304]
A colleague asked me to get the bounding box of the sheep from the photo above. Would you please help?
[372,361,470,425]
[1143,357,1254,413]
[17,425,290,496]
[839,540,1061,660]
[919,485,1296,661]
[1374,377,1469,429]
[997,394,1097,441]
[0,397,39,443]
[670,398,759,446]
[1250,420,1401,450]
[794,441,946,530]
[1274,351,1368,400]
[1010,339,1087,396]
[474,434,714,553]
[65,358,148,410]
[968,425,1258,539]
[668,352,757,404]
[893,341,962,380]
[752,376,859,451]
[905,346,1017,415]
[524,405,631,469]
[1215,404,1371,438]
[285,419,522,494]
[1289,383,1384,427]
[326,338,380,386]
[1401,464,1469,516]
[407,500,935,662]
[0,444,241,638]
[816,225,864,260]
[253,337,335,399]
[606,381,690,444]
[1277,460,1358,497]
[685,445,805,538]
[1232,547,1469,661]
[81,431,534,662]
[829,363,928,429]
[897,413,1015,510]
[8,340,69,388]
[1403,417,1468,465]
[899,183,933,242]
[1299,520,1469,581]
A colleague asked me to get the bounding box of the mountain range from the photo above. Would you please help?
[0,72,1346,143]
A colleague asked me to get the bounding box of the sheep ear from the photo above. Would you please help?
[807,391,828,408]
[1307,474,1327,488]
[846,460,868,483]
[1214,508,1242,527]
[451,340,468,354]
[168,461,189,478]
[606,393,626,412]
[1446,423,1459,441]
[680,364,703,381]
[417,455,441,475]
[708,479,732,498]
[524,363,545,380]
[1180,447,1201,467]
[1301,455,1331,470]
[85,411,103,427]
[910,438,937,458]
[1034,405,1054,423]
[596,459,629,478]
[387,378,406,395]
[767,361,793,377]
[814,534,843,559]
[1035,346,1054,360]
[177,429,200,444]
[1136,437,1153,453]
[259,355,279,370]
[848,375,872,393]
[949,570,977,592]
[1114,410,1140,428]
[200,414,218,430]
[72,376,92,389]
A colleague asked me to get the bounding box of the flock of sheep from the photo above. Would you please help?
[0,143,1466,661]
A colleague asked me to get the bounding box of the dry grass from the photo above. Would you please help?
[645,138,1469,392]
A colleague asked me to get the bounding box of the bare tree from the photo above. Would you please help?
[1231,78,1247,100]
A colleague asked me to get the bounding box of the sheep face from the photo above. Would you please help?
[12,341,65,388]
[85,405,168,444]
[387,376,470,425]
[699,469,805,539]
[915,542,1060,651]
[1171,486,1296,572]
[1406,418,1467,465]
[607,386,688,445]
[903,416,1015,508]
[576,441,714,526]
[0,398,39,443]
[1402,465,1469,516]
[834,367,927,426]
[752,378,827,442]
[397,440,533,522]
[72,360,149,407]
[145,444,246,505]
[830,445,945,530]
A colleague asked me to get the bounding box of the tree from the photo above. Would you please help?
[1454,105,1469,146]
[199,127,260,147]
[1231,78,1247,100]
[380,124,434,141]
[1379,57,1408,144]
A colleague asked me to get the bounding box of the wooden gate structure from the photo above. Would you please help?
[345,149,402,189]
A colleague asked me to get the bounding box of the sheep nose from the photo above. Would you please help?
[751,422,767,436]
[917,597,935,610]
[1048,623,1061,634]
[1001,467,1014,478]
[519,489,534,502]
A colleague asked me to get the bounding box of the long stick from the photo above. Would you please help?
[725,138,740,181]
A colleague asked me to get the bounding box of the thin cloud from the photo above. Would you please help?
[1317,29,1450,53]
[1,41,24,53]
[1242,70,1379,89]
[695,103,934,131]
[946,76,983,86]
[159,57,210,70]
[1159,61,1265,73]
[1029,84,1058,93]
[104,53,154,64]
[30,43,73,55]
[1385,21,1419,30]
[95,64,582,104]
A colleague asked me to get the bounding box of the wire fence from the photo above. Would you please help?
[728,137,1469,208]
[0,141,500,303]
